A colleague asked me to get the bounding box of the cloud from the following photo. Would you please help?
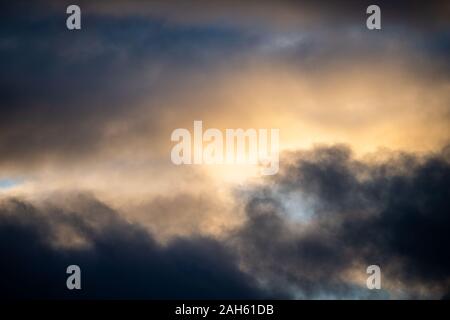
[41,0,449,31]
[1,144,449,299]
[1,0,448,175]
[0,1,261,171]
[0,194,268,299]
[0,1,449,300]
[230,144,450,299]
[125,192,243,242]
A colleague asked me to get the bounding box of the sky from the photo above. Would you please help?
[0,0,449,299]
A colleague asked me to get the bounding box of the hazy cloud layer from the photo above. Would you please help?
[1,1,449,172]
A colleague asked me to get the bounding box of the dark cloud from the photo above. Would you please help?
[0,1,448,170]
[47,0,449,30]
[230,145,450,299]
[0,195,268,299]
[1,144,449,299]
[0,1,257,169]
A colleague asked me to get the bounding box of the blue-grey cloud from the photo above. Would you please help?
[0,195,271,299]
[230,145,450,299]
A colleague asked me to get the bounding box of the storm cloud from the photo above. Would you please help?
[230,145,450,299]
[1,144,449,299]
[0,194,268,299]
